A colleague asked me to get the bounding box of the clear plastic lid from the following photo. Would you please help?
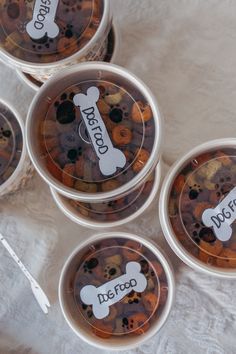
[0,0,105,65]
[60,234,170,340]
[167,144,236,271]
[27,63,161,202]
[0,100,23,188]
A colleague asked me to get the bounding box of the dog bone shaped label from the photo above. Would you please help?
[80,261,147,319]
[73,86,126,176]
[202,186,236,242]
[26,0,60,40]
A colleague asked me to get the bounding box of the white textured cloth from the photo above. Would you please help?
[1,1,236,353]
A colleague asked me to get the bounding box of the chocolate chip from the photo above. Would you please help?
[109,268,116,276]
[67,149,77,161]
[109,108,123,123]
[2,130,11,138]
[56,101,75,124]
[189,189,199,200]
[87,258,98,269]
[65,29,73,38]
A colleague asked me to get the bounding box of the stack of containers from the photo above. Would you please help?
[26,62,163,228]
[25,61,176,348]
[1,1,177,348]
[0,0,114,88]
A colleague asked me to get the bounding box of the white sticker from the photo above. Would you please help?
[73,86,126,176]
[80,261,147,320]
[202,186,236,242]
[26,0,60,40]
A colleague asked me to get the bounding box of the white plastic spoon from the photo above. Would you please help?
[0,234,50,314]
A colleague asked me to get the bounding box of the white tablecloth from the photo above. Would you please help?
[1,1,236,353]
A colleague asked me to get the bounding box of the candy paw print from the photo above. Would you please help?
[104,263,121,280]
[188,184,202,200]
[124,290,141,304]
[109,103,129,123]
[57,23,78,55]
[122,313,149,334]
[55,92,76,125]
[61,24,75,39]
[122,317,134,331]
[215,177,234,197]
[83,258,99,274]
[192,223,216,244]
[31,34,55,52]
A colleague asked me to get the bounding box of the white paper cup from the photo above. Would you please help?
[0,99,34,197]
[26,62,162,203]
[51,163,161,229]
[160,138,236,278]
[59,232,175,350]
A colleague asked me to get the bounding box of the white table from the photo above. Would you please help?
[1,1,236,353]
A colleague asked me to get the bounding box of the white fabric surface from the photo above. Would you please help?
[1,0,236,353]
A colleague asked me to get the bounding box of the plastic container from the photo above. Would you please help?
[16,23,120,92]
[26,62,162,203]
[0,99,33,197]
[59,232,175,350]
[51,163,161,229]
[0,0,112,82]
[160,138,236,278]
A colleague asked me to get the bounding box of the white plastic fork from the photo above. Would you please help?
[0,234,50,314]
